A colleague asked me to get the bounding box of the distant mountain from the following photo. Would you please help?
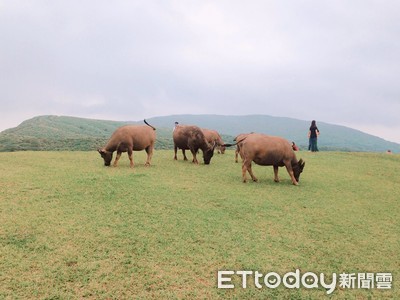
[0,114,399,153]
[147,114,400,152]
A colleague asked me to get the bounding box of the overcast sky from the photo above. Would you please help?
[1,1,399,143]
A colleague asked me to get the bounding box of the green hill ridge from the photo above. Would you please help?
[0,114,399,153]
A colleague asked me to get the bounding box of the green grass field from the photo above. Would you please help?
[0,150,399,299]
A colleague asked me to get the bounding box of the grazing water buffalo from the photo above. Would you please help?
[240,133,305,185]
[173,125,216,164]
[234,133,252,163]
[202,128,226,154]
[98,120,156,167]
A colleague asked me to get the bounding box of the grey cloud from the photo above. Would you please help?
[0,1,399,142]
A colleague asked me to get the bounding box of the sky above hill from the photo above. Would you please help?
[1,1,400,143]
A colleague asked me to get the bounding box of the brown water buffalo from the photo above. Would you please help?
[98,120,156,167]
[234,133,252,163]
[173,125,216,164]
[239,133,305,185]
[202,128,226,154]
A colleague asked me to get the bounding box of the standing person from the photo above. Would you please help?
[308,120,320,152]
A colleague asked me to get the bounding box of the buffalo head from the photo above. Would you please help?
[98,149,113,166]
[293,159,305,182]
[218,145,226,154]
[203,142,216,165]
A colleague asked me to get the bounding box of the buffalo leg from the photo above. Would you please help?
[242,157,249,182]
[242,160,257,182]
[247,163,258,182]
[174,145,178,160]
[145,146,153,166]
[273,165,280,182]
[113,151,122,167]
[128,149,134,168]
[242,163,248,182]
[285,163,298,185]
[182,149,188,161]
[190,148,198,164]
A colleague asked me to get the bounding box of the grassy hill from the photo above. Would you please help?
[0,114,399,152]
[0,116,173,151]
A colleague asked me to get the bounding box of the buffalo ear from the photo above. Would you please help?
[98,148,106,154]
[299,159,305,171]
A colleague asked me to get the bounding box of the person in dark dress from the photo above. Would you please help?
[308,120,320,152]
